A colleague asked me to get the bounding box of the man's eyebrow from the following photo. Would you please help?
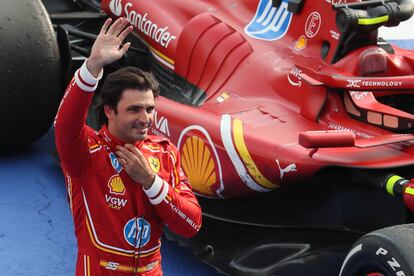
[127,104,142,108]
[126,104,155,109]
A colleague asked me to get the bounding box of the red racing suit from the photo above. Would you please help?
[54,61,202,275]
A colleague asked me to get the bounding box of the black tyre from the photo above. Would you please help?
[339,224,414,276]
[0,0,62,149]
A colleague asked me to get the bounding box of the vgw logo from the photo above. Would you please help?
[244,0,292,41]
[124,217,151,247]
[109,0,122,16]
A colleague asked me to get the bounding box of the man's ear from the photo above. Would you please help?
[104,105,115,121]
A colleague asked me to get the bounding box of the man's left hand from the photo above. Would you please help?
[115,144,155,189]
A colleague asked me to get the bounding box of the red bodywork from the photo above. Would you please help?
[101,0,414,198]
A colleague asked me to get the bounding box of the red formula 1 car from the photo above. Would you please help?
[2,0,414,275]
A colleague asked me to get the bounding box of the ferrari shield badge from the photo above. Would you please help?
[244,0,292,41]
[148,157,160,173]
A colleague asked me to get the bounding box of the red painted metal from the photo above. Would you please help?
[403,182,414,213]
[101,0,414,198]
[174,14,219,78]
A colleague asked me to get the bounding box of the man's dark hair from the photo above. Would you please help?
[95,66,160,126]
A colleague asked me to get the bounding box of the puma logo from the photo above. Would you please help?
[275,159,297,179]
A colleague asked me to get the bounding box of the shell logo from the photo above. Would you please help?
[294,35,307,51]
[108,175,126,196]
[181,136,216,196]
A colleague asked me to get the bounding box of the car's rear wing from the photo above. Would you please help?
[297,64,414,131]
[297,64,414,91]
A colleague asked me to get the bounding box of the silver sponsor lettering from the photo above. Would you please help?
[330,30,340,40]
[125,3,176,48]
[186,217,198,230]
[170,202,186,219]
[346,80,403,88]
[328,123,373,139]
[275,159,297,179]
[305,12,321,38]
[346,79,361,88]
[287,65,302,87]
[349,91,370,101]
[362,81,403,87]
[326,0,348,4]
[169,202,198,230]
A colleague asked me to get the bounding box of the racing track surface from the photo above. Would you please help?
[0,128,218,275]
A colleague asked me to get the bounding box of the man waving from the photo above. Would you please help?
[54,18,202,275]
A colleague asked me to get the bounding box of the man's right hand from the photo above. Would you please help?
[86,18,133,77]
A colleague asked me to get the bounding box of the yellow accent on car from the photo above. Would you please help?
[294,35,307,50]
[358,15,389,25]
[386,175,402,196]
[405,186,414,196]
[233,119,278,190]
[149,45,175,65]
[221,92,230,100]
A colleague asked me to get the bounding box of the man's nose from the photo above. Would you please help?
[138,110,150,123]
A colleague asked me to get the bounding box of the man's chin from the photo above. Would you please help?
[132,131,148,142]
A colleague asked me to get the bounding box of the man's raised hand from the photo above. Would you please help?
[86,18,133,77]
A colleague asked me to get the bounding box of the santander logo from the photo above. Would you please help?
[107,0,176,49]
[109,0,122,16]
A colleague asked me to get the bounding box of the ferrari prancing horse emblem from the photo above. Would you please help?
[148,157,160,173]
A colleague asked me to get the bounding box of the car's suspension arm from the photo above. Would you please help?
[381,174,414,214]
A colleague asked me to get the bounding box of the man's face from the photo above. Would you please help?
[105,88,155,143]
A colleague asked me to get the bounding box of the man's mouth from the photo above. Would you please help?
[133,125,149,134]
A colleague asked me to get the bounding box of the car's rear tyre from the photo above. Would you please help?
[0,0,62,150]
[339,224,414,276]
